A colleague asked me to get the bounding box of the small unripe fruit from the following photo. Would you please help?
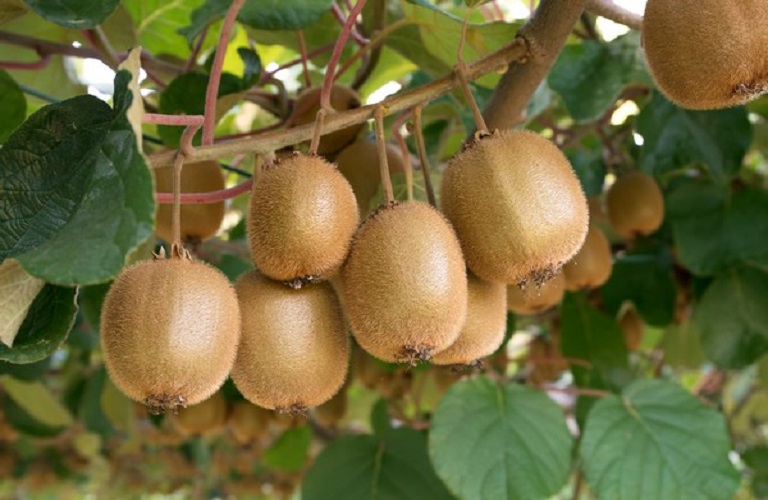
[507,273,565,315]
[432,274,507,366]
[619,306,644,351]
[228,401,271,444]
[154,160,226,244]
[342,201,468,364]
[563,226,613,291]
[643,0,768,109]
[100,255,240,413]
[231,271,349,413]
[605,171,664,239]
[170,391,228,436]
[248,153,359,283]
[441,129,588,286]
[291,85,363,155]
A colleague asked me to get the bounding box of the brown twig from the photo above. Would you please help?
[585,0,643,30]
[411,105,436,207]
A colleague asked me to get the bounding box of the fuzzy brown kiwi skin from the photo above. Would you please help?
[231,270,349,413]
[170,391,228,437]
[336,141,407,216]
[291,85,363,156]
[563,225,613,291]
[154,160,226,244]
[228,401,271,444]
[507,272,566,315]
[341,201,468,365]
[248,153,359,284]
[605,171,664,239]
[432,274,507,366]
[441,129,589,287]
[100,256,241,414]
[643,0,768,110]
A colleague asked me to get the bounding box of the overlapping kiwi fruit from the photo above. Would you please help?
[100,252,240,414]
[563,225,613,291]
[231,270,349,414]
[248,153,359,285]
[341,201,468,364]
[170,391,228,437]
[643,0,768,109]
[290,85,363,155]
[228,401,271,444]
[154,160,226,244]
[507,272,566,315]
[441,129,589,286]
[432,274,507,366]
[605,171,664,239]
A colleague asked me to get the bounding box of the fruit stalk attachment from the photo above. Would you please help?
[410,104,436,207]
[320,0,368,111]
[309,108,327,156]
[392,110,414,201]
[373,105,394,204]
[455,62,489,135]
[170,124,202,255]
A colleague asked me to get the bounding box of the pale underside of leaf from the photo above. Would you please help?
[117,47,145,150]
[0,259,45,347]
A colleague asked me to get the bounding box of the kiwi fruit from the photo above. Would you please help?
[507,272,566,315]
[228,401,271,444]
[170,391,228,436]
[441,129,588,286]
[605,171,664,239]
[231,270,349,413]
[314,386,347,428]
[154,160,226,244]
[248,153,359,284]
[432,274,507,366]
[619,306,644,351]
[563,225,613,291]
[643,0,768,110]
[527,336,568,385]
[291,85,363,155]
[341,201,468,364]
[336,140,407,215]
[352,345,388,389]
[100,255,240,413]
[376,368,413,400]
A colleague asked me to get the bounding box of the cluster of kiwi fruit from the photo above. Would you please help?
[642,0,768,110]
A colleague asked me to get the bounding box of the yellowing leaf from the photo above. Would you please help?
[0,375,74,428]
[0,259,45,347]
[0,0,27,25]
[117,47,144,150]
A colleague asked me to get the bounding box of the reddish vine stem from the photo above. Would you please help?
[320,0,367,110]
[0,55,49,70]
[202,0,246,145]
[143,114,205,126]
[410,105,436,207]
[184,26,209,73]
[455,62,489,133]
[335,19,414,82]
[535,385,611,398]
[156,179,253,204]
[391,110,414,201]
[331,2,369,46]
[171,152,185,249]
[374,106,394,203]
[260,43,335,82]
[296,30,313,89]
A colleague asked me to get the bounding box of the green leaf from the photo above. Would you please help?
[181,0,333,45]
[1,375,74,427]
[666,180,768,275]
[565,134,607,196]
[0,259,45,348]
[560,293,631,392]
[601,244,677,327]
[580,379,740,500]
[0,0,27,25]
[22,0,119,28]
[549,33,650,123]
[263,426,312,472]
[0,69,25,143]
[759,355,768,390]
[743,445,768,498]
[429,377,572,500]
[0,284,77,364]
[636,92,751,180]
[2,393,65,437]
[78,282,111,331]
[693,267,768,368]
[659,322,707,369]
[303,422,453,500]
[2,71,155,285]
[123,0,207,59]
[0,357,49,381]
[78,367,114,437]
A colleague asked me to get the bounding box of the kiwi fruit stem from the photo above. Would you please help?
[411,104,437,207]
[455,62,489,134]
[374,106,395,203]
[392,111,414,201]
[309,108,327,156]
[171,153,184,249]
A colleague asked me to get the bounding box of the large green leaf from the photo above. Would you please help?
[0,284,77,364]
[666,180,768,275]
[22,0,119,28]
[601,243,677,327]
[1,71,155,285]
[560,293,631,392]
[743,445,768,498]
[565,134,607,197]
[580,379,740,500]
[694,267,768,368]
[123,0,207,59]
[180,0,333,44]
[659,322,707,369]
[0,69,25,143]
[636,92,751,180]
[428,377,572,500]
[263,426,311,472]
[302,406,453,500]
[549,32,650,123]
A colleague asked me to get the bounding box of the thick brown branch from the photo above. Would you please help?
[482,0,588,129]
[148,38,529,168]
[586,0,643,30]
